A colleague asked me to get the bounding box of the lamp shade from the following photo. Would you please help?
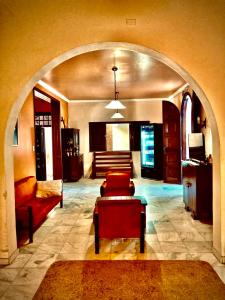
[105,100,126,109]
[111,111,124,119]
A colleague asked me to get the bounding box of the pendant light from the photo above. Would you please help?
[111,110,124,119]
[105,66,126,110]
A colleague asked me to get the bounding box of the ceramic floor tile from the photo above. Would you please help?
[147,213,170,222]
[144,233,158,242]
[56,253,86,261]
[70,225,93,235]
[160,252,194,260]
[19,243,40,255]
[145,221,156,234]
[12,268,48,285]
[4,254,32,269]
[111,239,140,254]
[189,252,222,267]
[170,220,197,232]
[159,241,188,253]
[0,283,10,298]
[144,241,162,253]
[153,221,175,232]
[24,254,57,269]
[157,232,182,242]
[184,241,213,253]
[213,265,225,284]
[60,241,90,254]
[199,231,213,241]
[2,284,39,300]
[35,242,64,254]
[42,233,69,244]
[178,231,205,241]
[66,232,90,243]
[50,225,73,234]
[0,269,21,284]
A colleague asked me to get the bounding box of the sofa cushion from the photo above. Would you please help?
[36,180,62,198]
[15,176,37,207]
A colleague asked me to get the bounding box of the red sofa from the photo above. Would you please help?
[100,171,135,196]
[94,197,146,254]
[15,176,63,243]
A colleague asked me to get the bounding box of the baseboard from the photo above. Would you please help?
[213,247,225,264]
[0,248,19,265]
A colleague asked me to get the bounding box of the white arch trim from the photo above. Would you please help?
[5,41,221,261]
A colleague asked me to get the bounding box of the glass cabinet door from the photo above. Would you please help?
[141,125,155,168]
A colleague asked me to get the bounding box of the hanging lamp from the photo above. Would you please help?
[105,66,126,110]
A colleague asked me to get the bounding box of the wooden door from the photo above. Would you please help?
[89,122,106,152]
[51,99,62,179]
[163,101,181,183]
[35,127,47,181]
[129,121,149,151]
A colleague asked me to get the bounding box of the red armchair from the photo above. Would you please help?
[94,197,145,254]
[100,171,135,196]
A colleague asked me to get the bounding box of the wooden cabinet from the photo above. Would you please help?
[61,128,83,182]
[182,161,212,221]
[62,154,83,182]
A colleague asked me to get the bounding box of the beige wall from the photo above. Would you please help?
[69,100,162,176]
[0,0,224,263]
[13,92,36,181]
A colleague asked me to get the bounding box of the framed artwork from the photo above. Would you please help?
[13,120,18,146]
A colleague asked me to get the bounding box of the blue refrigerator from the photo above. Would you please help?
[140,124,163,179]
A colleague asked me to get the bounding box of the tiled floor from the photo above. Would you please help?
[0,178,225,299]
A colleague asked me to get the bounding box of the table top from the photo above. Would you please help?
[96,195,147,205]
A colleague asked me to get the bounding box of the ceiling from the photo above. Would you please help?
[42,49,186,101]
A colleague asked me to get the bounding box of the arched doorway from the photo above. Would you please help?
[3,42,221,263]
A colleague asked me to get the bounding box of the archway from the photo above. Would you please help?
[4,42,221,263]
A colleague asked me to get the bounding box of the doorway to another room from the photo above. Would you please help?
[33,88,62,181]
[106,123,130,151]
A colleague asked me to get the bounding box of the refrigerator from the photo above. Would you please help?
[140,124,163,180]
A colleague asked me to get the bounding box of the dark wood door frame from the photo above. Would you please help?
[163,101,181,184]
[181,92,191,160]
[33,88,62,180]
[51,99,62,179]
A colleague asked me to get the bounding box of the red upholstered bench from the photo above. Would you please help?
[15,176,63,243]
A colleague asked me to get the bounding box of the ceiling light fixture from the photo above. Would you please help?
[111,110,124,119]
[105,66,126,110]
